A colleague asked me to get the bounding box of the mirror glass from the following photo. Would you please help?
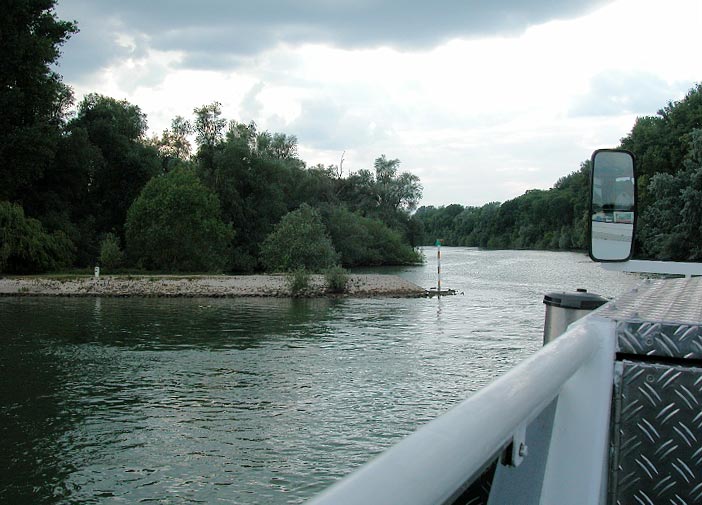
[590,150,635,261]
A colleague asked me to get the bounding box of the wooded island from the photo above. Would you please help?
[2,1,701,278]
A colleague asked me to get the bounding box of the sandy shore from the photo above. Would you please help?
[0,274,426,298]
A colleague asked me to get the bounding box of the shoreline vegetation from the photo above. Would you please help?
[0,274,426,298]
[2,3,424,278]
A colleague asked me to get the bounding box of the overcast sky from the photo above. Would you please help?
[54,0,701,207]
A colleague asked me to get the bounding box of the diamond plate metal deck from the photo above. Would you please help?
[597,277,702,359]
[601,277,702,505]
[611,360,702,505]
[616,321,702,359]
[599,277,702,327]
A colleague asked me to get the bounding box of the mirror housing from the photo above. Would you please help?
[589,149,636,262]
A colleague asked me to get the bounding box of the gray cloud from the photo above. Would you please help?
[285,96,393,151]
[55,0,613,80]
[569,71,693,117]
[53,21,128,82]
[239,82,266,120]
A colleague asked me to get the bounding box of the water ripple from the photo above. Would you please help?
[0,249,639,504]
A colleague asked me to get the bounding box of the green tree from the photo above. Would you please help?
[291,164,339,208]
[193,101,227,175]
[256,130,299,160]
[374,155,423,213]
[21,125,100,263]
[335,155,422,248]
[638,129,702,260]
[194,102,227,149]
[125,168,233,272]
[70,94,160,239]
[0,201,74,273]
[320,205,374,265]
[260,204,339,272]
[414,163,590,251]
[341,156,423,219]
[0,0,77,203]
[414,86,702,257]
[195,119,310,271]
[156,115,194,172]
[184,106,423,270]
[321,205,421,266]
[622,84,702,210]
[99,232,124,270]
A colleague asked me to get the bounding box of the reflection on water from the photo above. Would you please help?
[0,249,639,504]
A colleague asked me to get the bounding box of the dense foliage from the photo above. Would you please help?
[637,129,702,260]
[415,164,590,251]
[259,204,339,272]
[0,0,424,274]
[98,233,123,271]
[125,168,233,272]
[320,205,423,267]
[622,85,702,260]
[0,201,74,273]
[0,0,77,204]
[416,84,702,260]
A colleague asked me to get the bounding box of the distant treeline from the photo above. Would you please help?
[415,83,702,261]
[1,1,423,274]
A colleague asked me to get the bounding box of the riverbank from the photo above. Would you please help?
[0,274,426,298]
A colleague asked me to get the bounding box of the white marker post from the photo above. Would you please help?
[435,239,441,297]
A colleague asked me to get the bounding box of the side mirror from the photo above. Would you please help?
[589,149,636,262]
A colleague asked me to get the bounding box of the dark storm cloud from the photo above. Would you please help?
[54,0,613,81]
[53,1,152,82]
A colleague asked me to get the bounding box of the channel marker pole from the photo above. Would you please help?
[435,239,441,297]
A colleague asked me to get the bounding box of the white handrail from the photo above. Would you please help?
[306,317,615,505]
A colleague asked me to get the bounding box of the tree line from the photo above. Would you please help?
[1,1,423,274]
[4,2,700,275]
[415,83,702,261]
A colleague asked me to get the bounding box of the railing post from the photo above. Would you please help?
[539,316,616,504]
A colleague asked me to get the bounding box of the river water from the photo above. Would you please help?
[0,249,639,504]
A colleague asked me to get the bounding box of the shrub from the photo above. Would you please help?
[99,233,124,270]
[229,247,258,274]
[286,268,311,296]
[324,266,349,293]
[125,168,233,272]
[260,204,339,272]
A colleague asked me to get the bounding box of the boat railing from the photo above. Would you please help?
[306,314,616,505]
